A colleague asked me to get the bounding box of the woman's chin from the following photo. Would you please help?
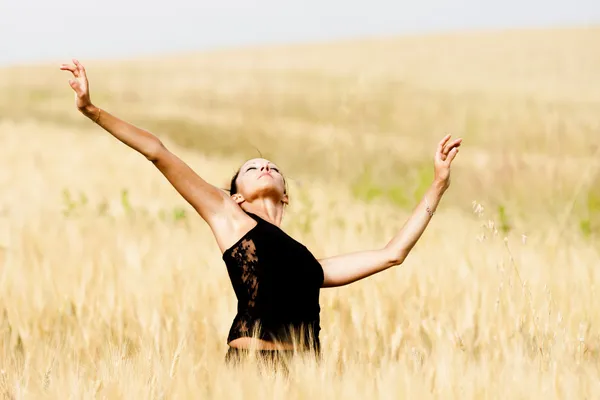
[250,186,285,201]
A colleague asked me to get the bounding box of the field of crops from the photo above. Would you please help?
[0,26,598,398]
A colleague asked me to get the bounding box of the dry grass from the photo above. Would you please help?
[0,26,599,398]
[2,26,600,223]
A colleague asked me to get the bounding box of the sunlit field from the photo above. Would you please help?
[0,26,599,398]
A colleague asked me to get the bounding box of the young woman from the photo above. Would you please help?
[60,59,462,365]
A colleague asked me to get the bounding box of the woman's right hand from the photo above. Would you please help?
[60,59,95,116]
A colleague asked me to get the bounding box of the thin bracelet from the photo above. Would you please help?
[425,196,435,217]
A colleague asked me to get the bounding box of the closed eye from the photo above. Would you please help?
[245,165,280,173]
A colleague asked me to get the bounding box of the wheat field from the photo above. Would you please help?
[0,26,599,398]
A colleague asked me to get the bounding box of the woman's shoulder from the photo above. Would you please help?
[210,209,260,257]
[221,210,316,260]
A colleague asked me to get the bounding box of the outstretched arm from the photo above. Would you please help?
[60,60,163,160]
[59,60,245,235]
[320,134,461,288]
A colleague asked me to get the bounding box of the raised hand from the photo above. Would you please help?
[60,59,94,115]
[434,134,462,190]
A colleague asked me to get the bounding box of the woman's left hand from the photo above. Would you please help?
[433,134,462,191]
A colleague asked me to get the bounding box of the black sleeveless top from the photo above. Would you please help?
[223,212,324,351]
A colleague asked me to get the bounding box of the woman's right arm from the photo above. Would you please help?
[88,104,235,223]
[60,59,247,240]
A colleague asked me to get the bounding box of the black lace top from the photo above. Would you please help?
[223,211,324,351]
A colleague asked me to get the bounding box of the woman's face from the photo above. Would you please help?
[232,158,287,204]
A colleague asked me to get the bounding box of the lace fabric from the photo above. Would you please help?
[223,212,324,351]
[228,238,260,337]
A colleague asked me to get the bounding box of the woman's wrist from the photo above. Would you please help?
[432,178,449,195]
[80,104,99,121]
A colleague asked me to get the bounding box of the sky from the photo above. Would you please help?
[1,0,599,66]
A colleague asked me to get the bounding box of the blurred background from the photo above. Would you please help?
[2,0,599,236]
[2,0,600,65]
[0,1,599,398]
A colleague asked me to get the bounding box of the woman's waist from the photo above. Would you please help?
[228,336,297,351]
[228,316,321,350]
[227,335,321,354]
[233,312,320,332]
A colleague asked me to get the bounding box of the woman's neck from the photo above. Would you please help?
[242,199,285,226]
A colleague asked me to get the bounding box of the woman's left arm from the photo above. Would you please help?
[320,134,462,288]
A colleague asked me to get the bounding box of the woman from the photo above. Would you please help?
[60,59,462,366]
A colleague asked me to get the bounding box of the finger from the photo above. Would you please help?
[60,64,76,73]
[446,147,459,164]
[451,138,463,148]
[69,80,81,91]
[443,138,463,155]
[438,134,451,148]
[73,59,87,77]
[449,138,462,148]
[436,134,452,156]
[60,64,79,77]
